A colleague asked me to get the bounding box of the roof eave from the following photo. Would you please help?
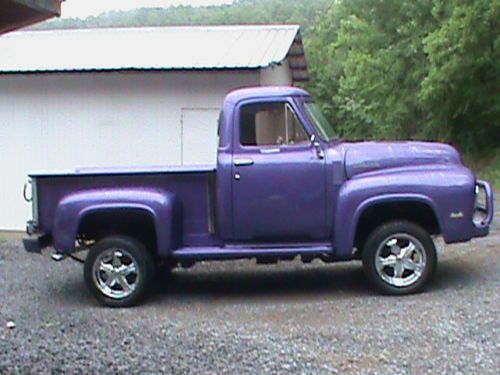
[0,0,62,35]
[0,66,264,75]
[287,29,309,85]
[14,0,62,15]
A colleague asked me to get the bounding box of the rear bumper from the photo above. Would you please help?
[23,234,51,253]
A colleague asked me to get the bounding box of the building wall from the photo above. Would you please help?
[0,70,263,230]
[260,59,293,86]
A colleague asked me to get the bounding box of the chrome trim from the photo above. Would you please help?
[260,148,281,154]
[285,103,291,143]
[450,211,464,219]
[32,177,39,224]
[313,141,325,160]
[207,176,216,234]
[375,233,427,288]
[92,248,139,300]
[473,180,494,227]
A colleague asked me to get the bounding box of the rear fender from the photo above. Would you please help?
[52,188,181,256]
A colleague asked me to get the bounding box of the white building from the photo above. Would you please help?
[0,25,308,230]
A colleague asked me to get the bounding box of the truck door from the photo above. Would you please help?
[231,100,327,242]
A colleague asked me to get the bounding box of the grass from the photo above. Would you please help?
[0,231,24,241]
[464,149,500,189]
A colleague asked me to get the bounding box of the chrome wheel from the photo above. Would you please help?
[375,233,426,288]
[92,248,139,300]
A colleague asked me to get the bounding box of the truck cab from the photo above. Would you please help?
[216,87,334,243]
[23,86,494,307]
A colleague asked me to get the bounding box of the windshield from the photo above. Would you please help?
[304,102,337,141]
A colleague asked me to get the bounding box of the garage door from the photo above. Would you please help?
[181,108,220,165]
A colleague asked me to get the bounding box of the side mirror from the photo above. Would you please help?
[310,134,325,160]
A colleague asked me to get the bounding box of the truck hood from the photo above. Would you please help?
[343,141,462,179]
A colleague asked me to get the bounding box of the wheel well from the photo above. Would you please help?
[354,201,440,252]
[78,209,158,255]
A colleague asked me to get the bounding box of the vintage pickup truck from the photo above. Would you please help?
[23,86,494,307]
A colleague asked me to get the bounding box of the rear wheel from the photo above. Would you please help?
[362,221,437,295]
[84,236,154,307]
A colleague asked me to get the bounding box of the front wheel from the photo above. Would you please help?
[362,221,437,295]
[84,236,155,307]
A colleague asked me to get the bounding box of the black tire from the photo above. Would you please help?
[84,235,155,307]
[362,221,437,295]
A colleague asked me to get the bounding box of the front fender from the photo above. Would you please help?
[334,165,475,257]
[53,188,181,256]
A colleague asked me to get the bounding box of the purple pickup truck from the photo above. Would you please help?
[23,86,494,307]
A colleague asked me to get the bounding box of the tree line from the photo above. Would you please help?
[35,0,499,161]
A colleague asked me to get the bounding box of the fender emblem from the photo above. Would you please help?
[450,211,464,219]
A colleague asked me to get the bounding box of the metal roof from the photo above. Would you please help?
[0,25,308,81]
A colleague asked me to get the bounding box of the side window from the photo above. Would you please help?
[240,103,309,146]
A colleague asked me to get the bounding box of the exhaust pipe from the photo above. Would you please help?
[51,252,66,262]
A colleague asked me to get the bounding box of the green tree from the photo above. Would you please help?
[421,0,500,152]
[35,0,331,38]
[307,0,499,156]
[307,0,437,140]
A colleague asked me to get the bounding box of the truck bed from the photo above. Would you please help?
[31,165,218,248]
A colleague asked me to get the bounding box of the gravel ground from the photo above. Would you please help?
[1,195,499,374]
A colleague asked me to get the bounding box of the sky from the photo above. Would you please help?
[62,0,235,19]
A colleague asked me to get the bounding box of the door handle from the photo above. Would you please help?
[234,158,254,167]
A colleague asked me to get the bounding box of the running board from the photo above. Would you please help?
[172,245,334,261]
